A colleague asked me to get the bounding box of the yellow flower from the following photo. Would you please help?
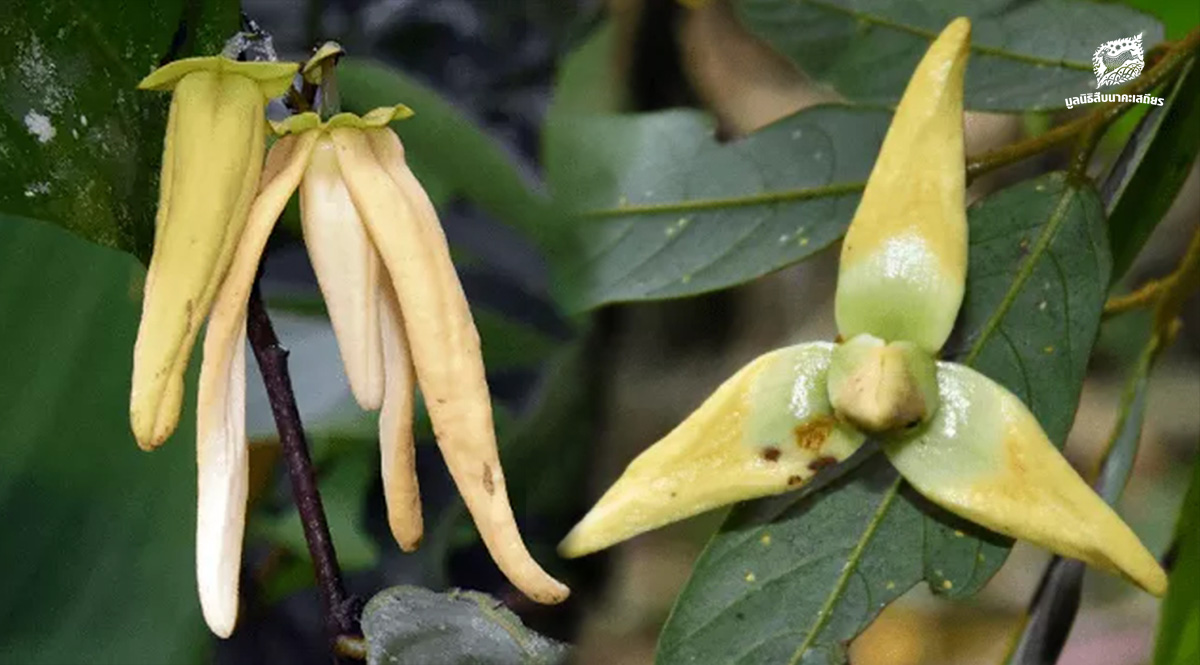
[195,107,568,636]
[131,56,298,450]
[558,18,1167,598]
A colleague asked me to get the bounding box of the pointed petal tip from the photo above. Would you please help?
[557,524,601,560]
[886,361,1167,596]
[559,343,866,557]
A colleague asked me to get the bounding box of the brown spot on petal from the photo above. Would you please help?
[761,447,781,462]
[787,475,804,486]
[808,456,838,472]
[794,416,835,450]
[482,463,495,495]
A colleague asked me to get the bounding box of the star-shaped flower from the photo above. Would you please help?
[557,18,1166,598]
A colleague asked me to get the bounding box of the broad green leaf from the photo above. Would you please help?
[361,586,569,665]
[1155,458,1200,665]
[553,107,888,309]
[0,215,206,663]
[0,0,239,260]
[1103,57,1200,281]
[657,173,1111,664]
[734,0,1163,111]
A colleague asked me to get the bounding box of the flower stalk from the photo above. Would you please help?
[246,283,359,650]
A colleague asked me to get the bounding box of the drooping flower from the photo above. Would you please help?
[558,18,1167,598]
[131,56,299,450]
[194,106,568,636]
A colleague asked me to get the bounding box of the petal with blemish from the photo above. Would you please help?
[884,362,1167,596]
[195,131,317,637]
[332,127,568,604]
[300,135,385,410]
[132,69,267,449]
[559,343,866,558]
[378,280,422,551]
[835,18,971,353]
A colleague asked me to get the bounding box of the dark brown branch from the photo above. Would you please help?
[246,282,360,660]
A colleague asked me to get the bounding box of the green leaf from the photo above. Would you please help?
[361,586,569,665]
[0,0,239,260]
[1104,57,1200,282]
[735,0,1163,111]
[657,173,1111,664]
[0,215,207,663]
[1155,458,1200,665]
[552,107,888,309]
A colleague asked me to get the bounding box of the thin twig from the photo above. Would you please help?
[1104,224,1200,318]
[246,282,361,659]
[1104,278,1171,316]
[967,26,1200,182]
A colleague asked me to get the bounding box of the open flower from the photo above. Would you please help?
[194,107,568,636]
[131,56,298,450]
[558,18,1166,598]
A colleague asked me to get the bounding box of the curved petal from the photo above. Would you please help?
[884,362,1167,596]
[195,131,317,637]
[378,280,422,551]
[331,127,569,605]
[300,135,385,410]
[835,18,970,353]
[195,317,248,638]
[132,71,267,449]
[559,343,866,558]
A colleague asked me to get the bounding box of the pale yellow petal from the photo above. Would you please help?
[559,343,866,558]
[835,18,971,353]
[300,135,385,410]
[884,362,1167,596]
[193,131,316,637]
[195,316,248,638]
[378,280,422,551]
[132,70,266,449]
[331,127,568,604]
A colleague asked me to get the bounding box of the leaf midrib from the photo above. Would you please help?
[582,180,866,219]
[801,0,1093,72]
[787,478,902,664]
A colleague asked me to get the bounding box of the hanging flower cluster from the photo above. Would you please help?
[558,18,1167,598]
[130,50,567,637]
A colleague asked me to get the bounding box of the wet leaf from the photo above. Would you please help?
[0,215,206,663]
[362,586,569,665]
[657,173,1111,664]
[551,107,889,309]
[0,0,239,260]
[735,0,1163,111]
